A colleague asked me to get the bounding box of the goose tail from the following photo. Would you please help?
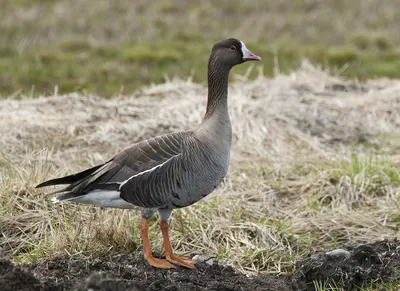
[36,164,104,188]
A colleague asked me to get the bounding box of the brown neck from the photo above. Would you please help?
[203,57,230,120]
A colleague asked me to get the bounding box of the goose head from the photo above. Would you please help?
[210,38,261,70]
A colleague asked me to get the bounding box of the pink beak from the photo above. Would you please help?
[243,51,261,61]
[240,42,261,61]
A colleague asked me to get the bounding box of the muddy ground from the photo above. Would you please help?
[1,240,399,291]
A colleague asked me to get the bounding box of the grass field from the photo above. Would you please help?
[1,63,400,289]
[2,0,400,98]
[1,1,400,290]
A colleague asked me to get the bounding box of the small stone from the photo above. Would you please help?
[325,249,351,260]
[192,255,214,266]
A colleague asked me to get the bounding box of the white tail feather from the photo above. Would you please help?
[53,190,137,209]
[51,197,60,203]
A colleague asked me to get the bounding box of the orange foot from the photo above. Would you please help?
[165,252,197,269]
[145,254,176,269]
[161,249,197,268]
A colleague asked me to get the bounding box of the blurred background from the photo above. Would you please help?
[1,0,400,98]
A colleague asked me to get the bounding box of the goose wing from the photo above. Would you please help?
[37,131,191,204]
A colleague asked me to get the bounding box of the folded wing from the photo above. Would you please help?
[36,131,191,205]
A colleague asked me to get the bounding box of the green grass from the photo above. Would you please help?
[2,0,400,98]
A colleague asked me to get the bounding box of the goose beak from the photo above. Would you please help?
[243,50,261,61]
[240,41,261,61]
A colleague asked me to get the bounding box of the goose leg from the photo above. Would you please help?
[139,218,175,269]
[160,220,197,269]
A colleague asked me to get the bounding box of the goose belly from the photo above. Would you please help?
[167,135,232,209]
[170,163,229,209]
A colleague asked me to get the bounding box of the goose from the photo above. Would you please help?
[36,38,261,269]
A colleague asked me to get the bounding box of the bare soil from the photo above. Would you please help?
[1,240,399,291]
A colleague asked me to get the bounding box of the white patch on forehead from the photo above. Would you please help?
[240,41,247,52]
[240,40,250,59]
[239,40,248,56]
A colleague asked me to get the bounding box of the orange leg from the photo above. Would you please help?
[160,220,197,269]
[140,218,175,269]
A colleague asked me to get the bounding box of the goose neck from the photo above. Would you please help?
[204,61,230,120]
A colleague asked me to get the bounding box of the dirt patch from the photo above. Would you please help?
[1,240,399,291]
[0,260,42,291]
[2,253,291,291]
[293,240,400,290]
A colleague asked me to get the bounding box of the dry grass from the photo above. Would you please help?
[1,63,400,275]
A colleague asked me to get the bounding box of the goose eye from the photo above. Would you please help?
[230,46,236,51]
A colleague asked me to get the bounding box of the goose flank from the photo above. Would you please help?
[36,38,261,269]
